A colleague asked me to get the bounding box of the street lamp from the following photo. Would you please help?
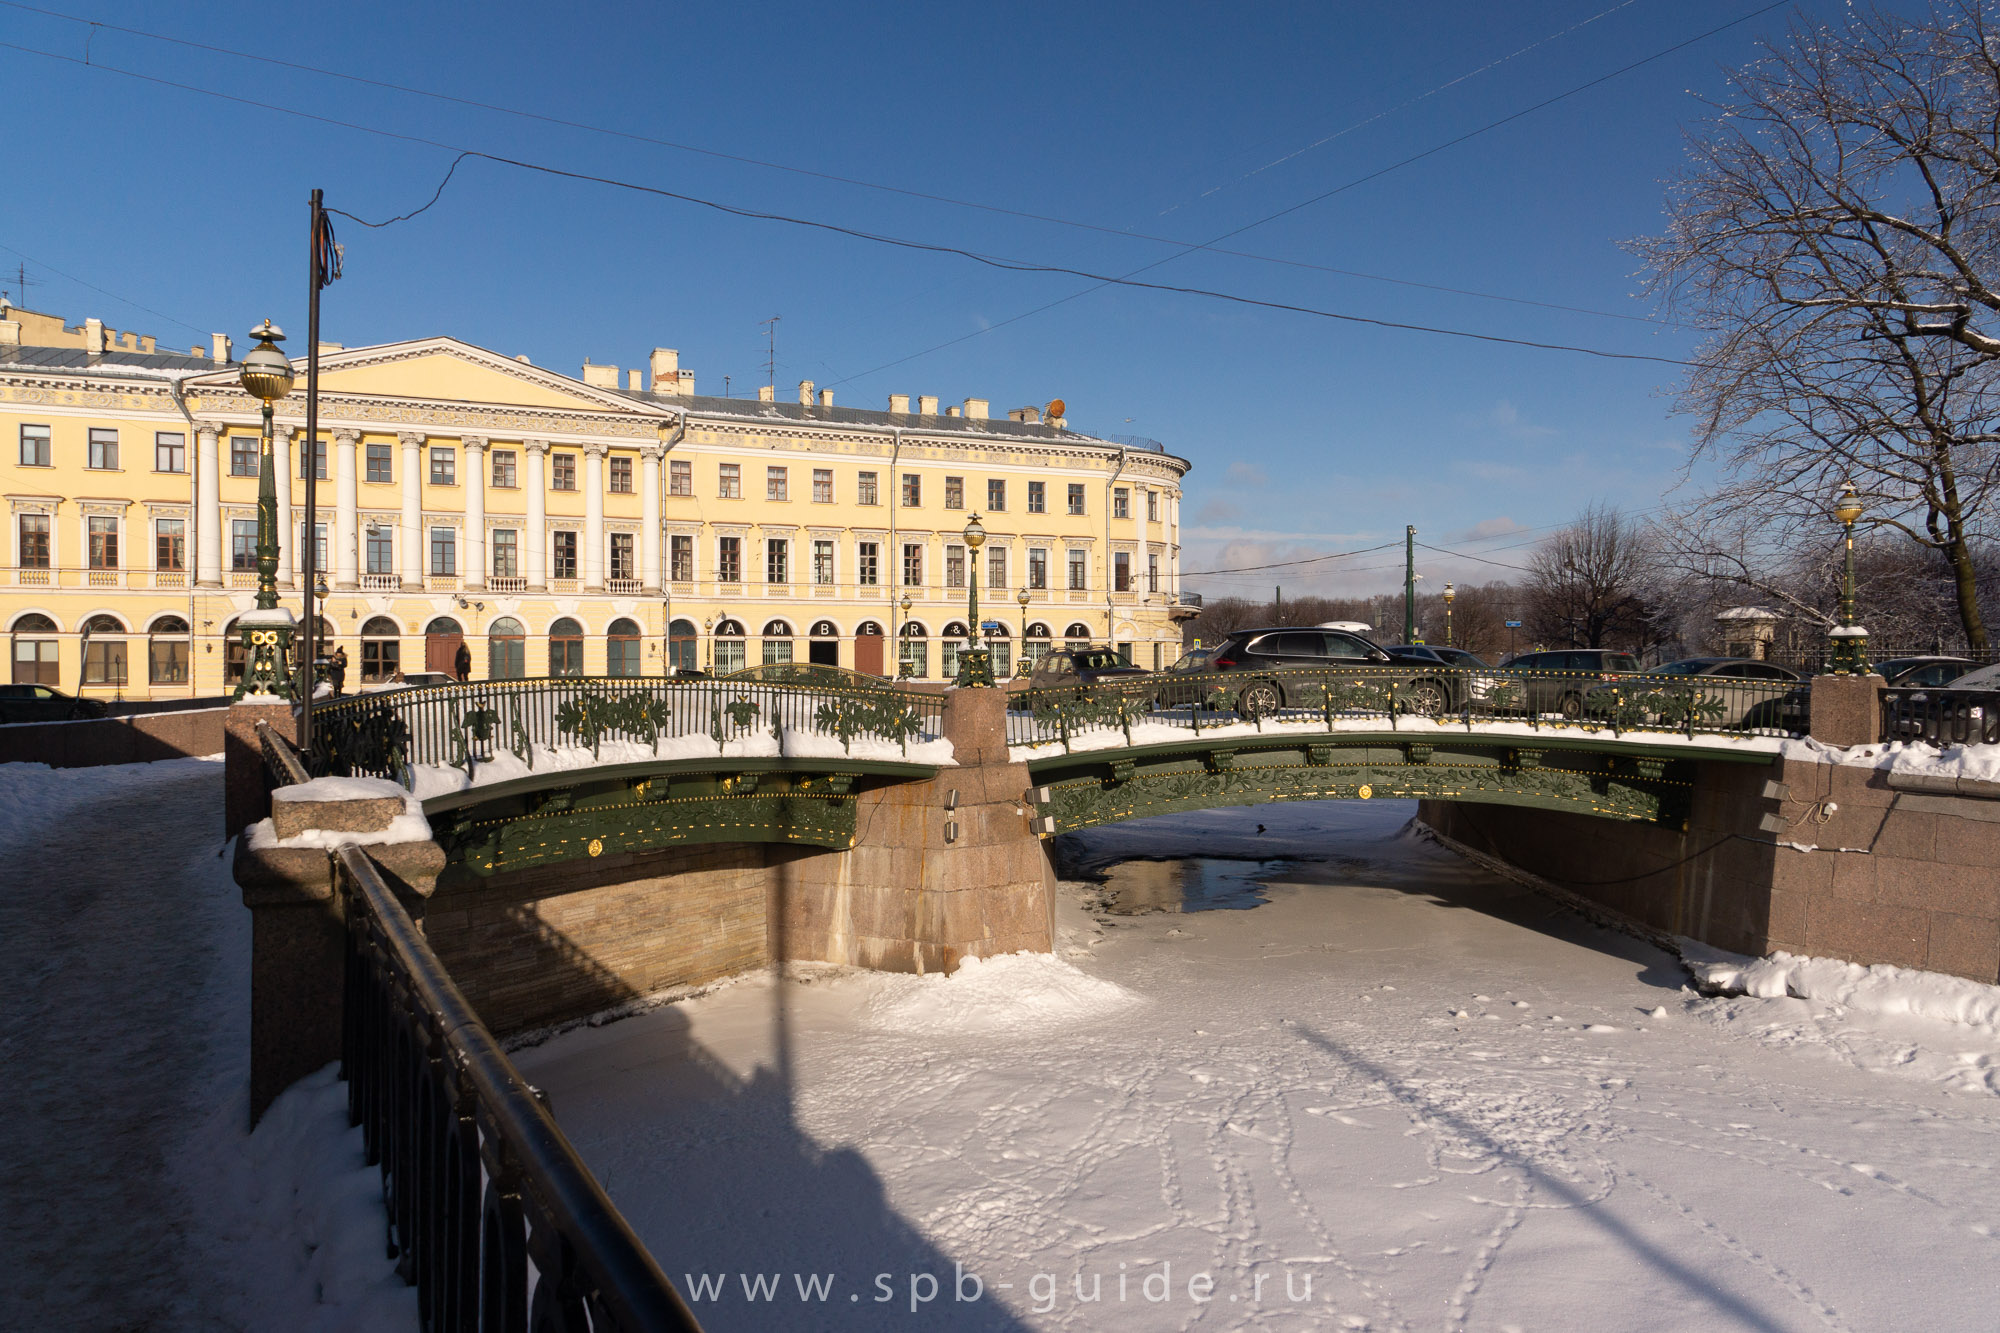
[956,513,995,686]
[1829,481,1871,675]
[898,593,914,678]
[1443,582,1455,648]
[1018,586,1032,674]
[233,321,297,702]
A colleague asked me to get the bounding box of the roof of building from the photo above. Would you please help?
[0,345,214,374]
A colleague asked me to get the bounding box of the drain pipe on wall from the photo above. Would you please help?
[1103,442,1129,654]
[886,426,905,656]
[658,407,687,662]
[169,372,201,691]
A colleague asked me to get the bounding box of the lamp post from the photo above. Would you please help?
[1018,586,1032,675]
[898,594,914,677]
[1829,481,1871,675]
[233,321,297,701]
[1443,582,1455,648]
[956,513,995,685]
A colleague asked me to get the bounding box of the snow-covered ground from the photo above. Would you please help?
[0,757,409,1331]
[517,800,2000,1332]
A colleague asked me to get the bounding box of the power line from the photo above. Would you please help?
[1416,540,1536,572]
[1180,540,1402,576]
[0,38,1699,369]
[0,0,1672,329]
[0,238,209,336]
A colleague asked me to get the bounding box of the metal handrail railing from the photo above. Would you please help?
[1881,686,2000,746]
[335,844,703,1331]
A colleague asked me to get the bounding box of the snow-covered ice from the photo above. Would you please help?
[517,799,2000,1331]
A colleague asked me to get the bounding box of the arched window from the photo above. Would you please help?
[606,617,642,677]
[808,619,839,667]
[148,615,190,685]
[1023,622,1052,673]
[668,618,698,675]
[1064,622,1094,651]
[984,621,1012,678]
[359,616,401,683]
[898,621,929,678]
[10,613,58,685]
[713,619,746,675]
[941,622,970,680]
[489,617,526,680]
[761,619,794,666]
[855,621,884,636]
[549,617,584,676]
[81,614,128,687]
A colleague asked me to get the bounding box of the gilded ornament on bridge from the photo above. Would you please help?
[1357,784,1373,800]
[587,838,604,858]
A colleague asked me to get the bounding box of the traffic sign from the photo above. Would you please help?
[1505,620,1523,628]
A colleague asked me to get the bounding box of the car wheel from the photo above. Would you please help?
[1558,691,1584,720]
[1238,681,1282,720]
[1404,679,1447,715]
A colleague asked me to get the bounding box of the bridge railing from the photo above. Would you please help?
[336,843,704,1331]
[308,675,947,781]
[1882,686,2000,746]
[1008,664,1807,751]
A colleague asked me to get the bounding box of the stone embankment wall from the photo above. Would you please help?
[0,706,227,768]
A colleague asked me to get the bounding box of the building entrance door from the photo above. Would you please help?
[854,630,884,676]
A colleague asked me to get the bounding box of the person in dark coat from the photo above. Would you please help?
[329,645,347,696]
[454,640,472,683]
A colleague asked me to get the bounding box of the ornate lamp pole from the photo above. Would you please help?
[233,321,298,700]
[1829,481,1871,675]
[1443,582,1455,648]
[956,513,995,686]
[1018,586,1032,675]
[898,594,914,677]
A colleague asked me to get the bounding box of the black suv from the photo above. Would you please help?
[1191,626,1460,719]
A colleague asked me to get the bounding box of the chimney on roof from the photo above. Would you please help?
[0,320,20,347]
[944,405,960,417]
[964,397,988,420]
[580,359,620,388]
[212,333,232,363]
[677,369,695,395]
[758,384,776,403]
[918,394,939,416]
[84,318,105,354]
[140,335,156,353]
[649,348,679,392]
[888,393,910,415]
[1008,406,1042,424]
[818,388,834,407]
[798,379,814,406]
[628,368,642,391]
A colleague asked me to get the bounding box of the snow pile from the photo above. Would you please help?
[865,951,1142,1034]
[1687,944,2000,1034]
[1780,735,2000,782]
[246,777,433,851]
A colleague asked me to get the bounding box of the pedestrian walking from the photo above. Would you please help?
[329,645,347,696]
[454,640,471,683]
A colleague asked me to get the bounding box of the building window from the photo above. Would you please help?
[552,453,577,491]
[945,476,964,509]
[231,520,257,571]
[761,620,794,666]
[670,459,692,495]
[430,527,456,576]
[858,471,879,505]
[155,519,185,572]
[718,536,741,583]
[945,544,966,589]
[366,441,393,484]
[812,468,833,503]
[766,538,789,585]
[607,618,642,677]
[1148,552,1160,592]
[1028,481,1046,514]
[670,534,693,582]
[491,450,517,488]
[857,541,879,586]
[902,543,922,586]
[429,447,456,485]
[488,616,525,680]
[812,539,834,585]
[987,548,1007,591]
[366,529,394,576]
[492,530,518,578]
[1067,483,1085,515]
[1028,548,1048,590]
[82,616,127,686]
[1147,490,1159,522]
[767,466,788,501]
[88,516,118,569]
[901,473,921,507]
[899,624,928,678]
[549,617,584,677]
[19,515,51,568]
[149,616,190,685]
[1114,551,1131,592]
[88,428,118,470]
[19,424,50,467]
[299,438,327,480]
[360,616,401,683]
[713,619,747,675]
[155,432,186,474]
[12,613,58,684]
[300,521,327,573]
[987,479,1005,511]
[231,436,258,476]
[1065,622,1093,651]
[609,456,633,493]
[1068,550,1087,591]
[1113,487,1130,519]
[610,533,635,581]
[718,463,741,498]
[552,530,578,580]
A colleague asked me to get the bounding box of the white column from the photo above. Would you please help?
[275,426,294,587]
[399,432,425,589]
[195,425,221,587]
[333,428,359,589]
[1170,491,1181,596]
[524,440,548,590]
[640,444,663,594]
[1136,483,1151,599]
[462,437,487,590]
[583,441,606,591]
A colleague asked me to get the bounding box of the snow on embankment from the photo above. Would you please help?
[1781,735,2000,783]
[865,951,1142,1034]
[245,774,433,850]
[1686,942,2000,1036]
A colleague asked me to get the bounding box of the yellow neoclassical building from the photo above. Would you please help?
[1,301,1196,701]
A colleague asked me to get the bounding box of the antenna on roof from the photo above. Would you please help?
[3,262,41,307]
[759,315,780,392]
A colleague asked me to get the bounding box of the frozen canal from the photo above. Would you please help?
[517,801,2000,1332]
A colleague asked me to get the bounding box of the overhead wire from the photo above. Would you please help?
[0,238,210,336]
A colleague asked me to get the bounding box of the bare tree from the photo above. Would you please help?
[1524,505,1652,650]
[1632,2,2000,651]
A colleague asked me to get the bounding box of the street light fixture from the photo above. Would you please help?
[1829,481,1871,675]
[233,321,297,702]
[956,513,994,686]
[898,593,914,677]
[1443,582,1455,648]
[1017,586,1032,675]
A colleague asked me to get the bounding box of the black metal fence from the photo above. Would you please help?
[309,675,947,781]
[1008,664,1808,751]
[1881,687,2000,746]
[337,844,703,1331]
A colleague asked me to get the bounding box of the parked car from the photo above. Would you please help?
[1871,656,1977,688]
[1026,647,1149,693]
[1582,657,1802,730]
[1470,649,1642,719]
[1942,662,2000,691]
[1386,644,1491,670]
[1882,660,2000,744]
[0,684,108,724]
[1187,626,1460,720]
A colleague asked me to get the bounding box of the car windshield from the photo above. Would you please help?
[1947,663,2000,690]
[1170,651,1212,671]
[1648,661,1708,675]
[1071,650,1129,671]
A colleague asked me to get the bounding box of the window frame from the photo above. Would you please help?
[429,526,457,576]
[857,541,879,586]
[18,514,51,569]
[718,463,741,499]
[154,518,185,572]
[1027,481,1046,514]
[812,468,834,503]
[609,532,635,581]
[490,449,518,489]
[669,534,694,582]
[365,440,394,484]
[902,542,923,587]
[901,473,921,508]
[551,453,578,491]
[858,471,879,506]
[1113,487,1130,519]
[429,446,457,486]
[767,466,789,501]
[987,478,1006,511]
[608,455,633,493]
[717,535,742,583]
[551,529,578,580]
[491,528,519,578]
[1067,483,1086,516]
[154,431,186,474]
[87,516,119,569]
[18,423,51,467]
[944,476,964,509]
[230,435,259,477]
[766,537,789,585]
[88,428,119,471]
[1067,549,1088,591]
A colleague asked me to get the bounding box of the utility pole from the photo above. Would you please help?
[759,315,780,392]
[1274,585,1282,625]
[1403,524,1416,643]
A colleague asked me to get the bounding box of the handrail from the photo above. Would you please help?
[335,844,702,1331]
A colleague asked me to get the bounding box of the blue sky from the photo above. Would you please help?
[1,0,1818,599]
